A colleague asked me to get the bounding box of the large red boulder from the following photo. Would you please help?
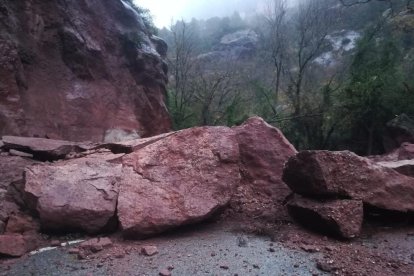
[117,127,240,238]
[24,158,121,233]
[230,117,297,221]
[283,151,414,212]
[287,195,363,239]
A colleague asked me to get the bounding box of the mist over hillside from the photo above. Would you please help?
[137,0,301,27]
[160,0,414,155]
[179,0,265,20]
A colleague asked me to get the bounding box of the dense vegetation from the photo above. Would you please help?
[157,0,414,155]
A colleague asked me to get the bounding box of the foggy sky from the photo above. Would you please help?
[136,0,299,28]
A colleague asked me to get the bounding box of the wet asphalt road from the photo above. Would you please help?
[3,223,326,276]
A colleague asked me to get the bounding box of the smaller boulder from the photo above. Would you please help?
[24,159,121,233]
[283,150,414,212]
[0,234,27,257]
[287,195,363,239]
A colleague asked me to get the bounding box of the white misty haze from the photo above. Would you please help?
[136,0,191,28]
[135,0,298,28]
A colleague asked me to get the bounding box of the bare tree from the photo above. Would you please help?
[168,20,250,128]
[190,59,246,126]
[264,0,288,109]
[168,20,197,128]
[288,0,335,117]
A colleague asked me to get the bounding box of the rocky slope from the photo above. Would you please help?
[0,0,171,142]
[0,117,296,256]
[2,117,414,276]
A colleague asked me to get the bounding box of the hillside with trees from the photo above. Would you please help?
[160,0,414,155]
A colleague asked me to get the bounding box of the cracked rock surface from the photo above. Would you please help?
[24,158,122,234]
[118,126,240,238]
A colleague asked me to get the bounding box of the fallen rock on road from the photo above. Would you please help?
[283,150,414,212]
[24,159,121,234]
[118,126,240,238]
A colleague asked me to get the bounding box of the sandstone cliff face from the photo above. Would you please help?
[0,0,171,142]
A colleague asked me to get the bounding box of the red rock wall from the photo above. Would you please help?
[0,0,171,142]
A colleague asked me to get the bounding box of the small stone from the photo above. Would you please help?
[316,260,337,272]
[168,265,175,271]
[80,237,112,253]
[253,264,260,269]
[115,251,125,259]
[159,269,171,276]
[77,251,88,260]
[237,236,248,247]
[68,248,80,254]
[211,252,216,257]
[220,263,229,270]
[391,263,399,269]
[141,245,158,256]
[268,247,275,253]
[300,245,319,253]
[50,240,61,247]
